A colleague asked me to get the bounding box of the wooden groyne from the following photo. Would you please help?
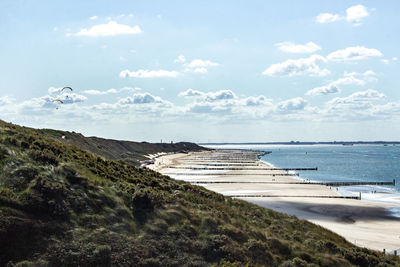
[188,180,395,186]
[225,195,361,200]
[168,173,300,176]
[176,163,260,166]
[179,160,257,163]
[322,180,395,186]
[168,166,318,171]
[185,158,259,161]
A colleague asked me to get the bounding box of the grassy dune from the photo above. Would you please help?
[38,128,205,165]
[0,120,399,266]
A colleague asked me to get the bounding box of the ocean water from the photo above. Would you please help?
[205,144,400,205]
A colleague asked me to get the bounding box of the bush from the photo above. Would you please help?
[29,149,58,165]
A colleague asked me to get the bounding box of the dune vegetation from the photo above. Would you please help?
[0,120,399,266]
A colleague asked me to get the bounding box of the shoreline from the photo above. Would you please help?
[148,149,400,252]
[260,157,400,211]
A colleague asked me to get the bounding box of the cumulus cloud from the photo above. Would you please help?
[57,93,87,104]
[327,46,383,61]
[275,41,321,54]
[316,13,342,23]
[186,59,220,68]
[89,16,98,20]
[46,87,87,103]
[178,89,204,97]
[327,89,385,110]
[262,55,329,77]
[277,97,308,111]
[360,70,376,76]
[120,69,180,78]
[0,96,14,105]
[76,21,142,37]
[174,55,186,63]
[193,67,208,73]
[306,84,340,96]
[316,5,370,26]
[178,89,236,102]
[180,58,220,74]
[83,87,140,95]
[343,70,377,81]
[118,92,170,105]
[48,87,63,94]
[204,90,236,102]
[346,5,369,26]
[240,95,272,106]
[306,75,367,96]
[18,92,86,113]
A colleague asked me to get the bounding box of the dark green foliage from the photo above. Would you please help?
[0,120,399,266]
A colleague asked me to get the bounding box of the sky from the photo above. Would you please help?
[0,0,400,142]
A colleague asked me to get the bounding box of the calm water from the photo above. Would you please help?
[205,144,400,204]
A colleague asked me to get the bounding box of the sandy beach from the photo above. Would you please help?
[148,149,400,252]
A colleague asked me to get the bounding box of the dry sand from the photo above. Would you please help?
[148,149,400,252]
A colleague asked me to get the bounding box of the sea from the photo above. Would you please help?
[204,144,400,208]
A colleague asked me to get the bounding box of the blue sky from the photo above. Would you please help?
[1,1,399,142]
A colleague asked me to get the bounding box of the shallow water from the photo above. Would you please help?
[205,144,400,206]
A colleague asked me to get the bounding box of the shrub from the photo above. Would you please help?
[29,149,58,165]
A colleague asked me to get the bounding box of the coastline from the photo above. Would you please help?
[148,149,400,252]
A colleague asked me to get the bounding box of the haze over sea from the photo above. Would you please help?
[206,144,400,206]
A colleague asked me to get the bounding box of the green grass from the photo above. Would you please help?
[0,120,399,266]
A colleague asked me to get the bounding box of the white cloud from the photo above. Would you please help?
[89,16,98,20]
[178,89,236,102]
[262,55,329,77]
[193,67,208,73]
[327,89,385,109]
[57,93,87,104]
[178,89,204,97]
[327,46,383,61]
[316,13,342,23]
[118,92,170,105]
[316,5,370,26]
[277,97,308,111]
[362,70,376,76]
[240,95,272,106]
[0,96,14,105]
[381,59,390,64]
[306,84,340,96]
[186,59,219,68]
[307,72,373,96]
[334,76,366,86]
[174,55,186,63]
[19,93,87,112]
[120,69,180,78]
[346,5,369,26]
[275,41,321,54]
[204,90,236,102]
[182,58,220,74]
[48,87,63,94]
[76,21,142,37]
[83,87,140,95]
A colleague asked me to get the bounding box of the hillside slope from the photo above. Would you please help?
[38,127,206,165]
[0,120,399,266]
